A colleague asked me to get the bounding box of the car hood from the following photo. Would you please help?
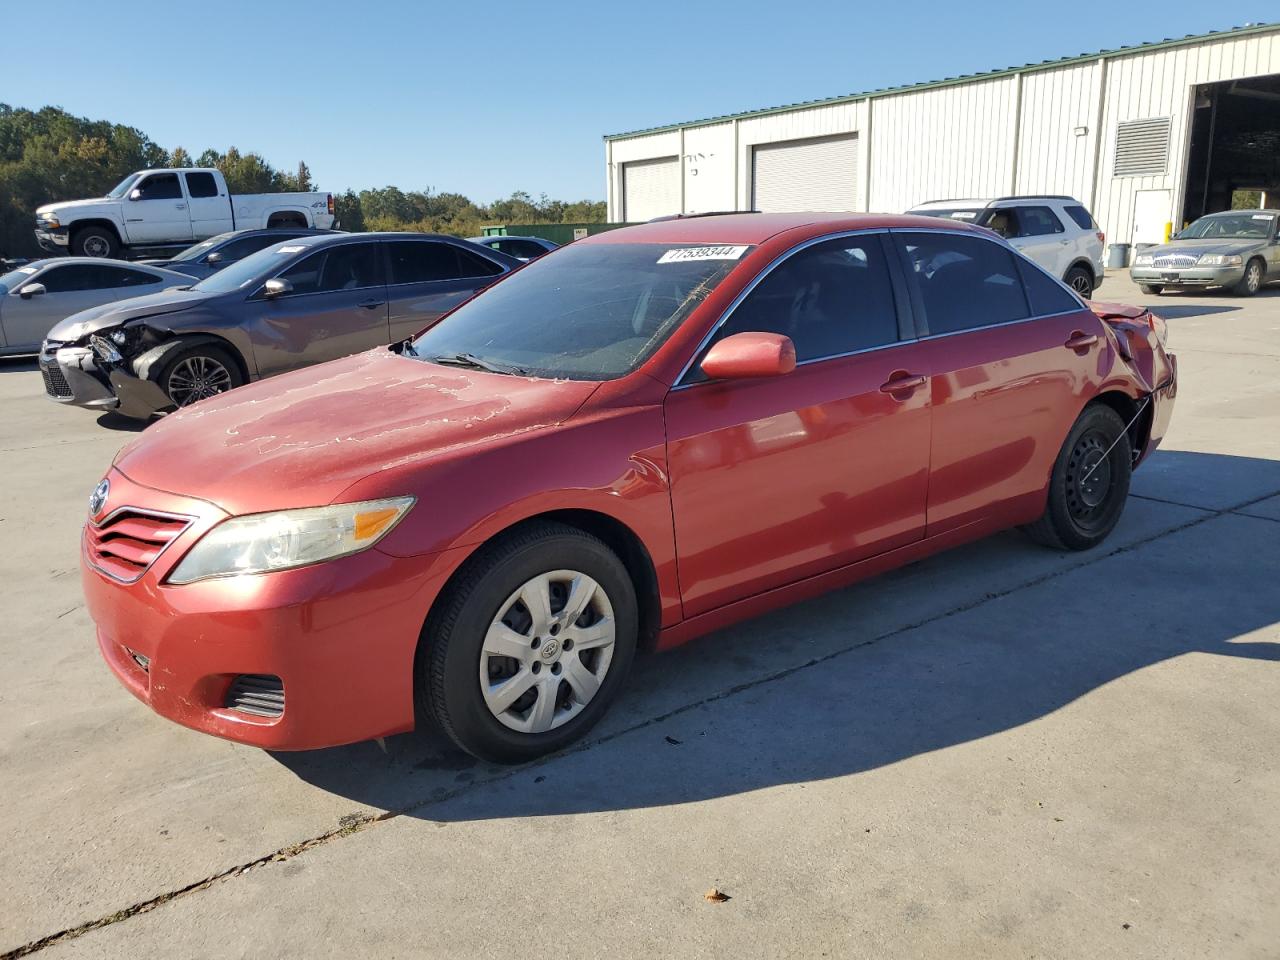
[46,287,207,342]
[112,349,602,515]
[1144,238,1263,258]
[37,198,120,217]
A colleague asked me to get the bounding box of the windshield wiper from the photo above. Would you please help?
[428,352,527,376]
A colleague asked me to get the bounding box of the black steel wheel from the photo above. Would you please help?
[1023,404,1132,551]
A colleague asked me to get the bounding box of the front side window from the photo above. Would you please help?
[897,233,1029,335]
[412,242,748,380]
[184,172,219,198]
[36,265,101,293]
[278,243,382,295]
[689,234,899,380]
[135,173,183,201]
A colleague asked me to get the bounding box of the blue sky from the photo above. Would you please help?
[0,1,1253,202]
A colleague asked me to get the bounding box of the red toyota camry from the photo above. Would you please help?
[82,213,1177,762]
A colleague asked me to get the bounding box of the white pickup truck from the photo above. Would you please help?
[34,168,336,258]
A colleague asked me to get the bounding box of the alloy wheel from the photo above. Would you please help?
[1246,262,1262,293]
[1068,272,1092,295]
[479,569,616,734]
[167,355,233,406]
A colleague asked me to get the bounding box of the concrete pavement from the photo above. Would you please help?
[2,274,1278,959]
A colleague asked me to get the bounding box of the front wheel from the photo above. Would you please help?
[421,521,638,763]
[72,226,118,258]
[1138,283,1164,296]
[155,344,244,408]
[1234,258,1264,296]
[1023,404,1132,551]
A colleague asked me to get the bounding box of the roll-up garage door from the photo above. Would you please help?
[751,134,859,212]
[622,156,680,221]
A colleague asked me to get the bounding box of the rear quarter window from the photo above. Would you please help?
[1062,205,1096,230]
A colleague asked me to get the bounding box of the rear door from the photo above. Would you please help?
[182,172,234,238]
[246,241,389,376]
[384,240,507,341]
[892,230,1098,535]
[125,173,193,244]
[663,232,931,617]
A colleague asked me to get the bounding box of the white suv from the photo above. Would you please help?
[906,195,1105,297]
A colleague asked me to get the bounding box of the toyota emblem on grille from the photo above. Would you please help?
[89,478,110,517]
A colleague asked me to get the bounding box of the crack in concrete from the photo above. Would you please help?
[7,485,1280,959]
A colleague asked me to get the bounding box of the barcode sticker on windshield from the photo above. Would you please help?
[1252,215,1274,221]
[657,245,748,264]
[276,245,307,253]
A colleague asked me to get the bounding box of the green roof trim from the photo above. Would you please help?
[604,21,1280,141]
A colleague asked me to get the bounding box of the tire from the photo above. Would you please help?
[155,343,244,408]
[1023,404,1132,551]
[1064,265,1094,297]
[1138,283,1164,296]
[420,521,638,764]
[71,226,118,259]
[1233,258,1264,296]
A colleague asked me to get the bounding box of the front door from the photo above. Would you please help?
[124,172,193,244]
[664,232,931,618]
[246,241,389,377]
[892,230,1101,535]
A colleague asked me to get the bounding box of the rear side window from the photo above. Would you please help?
[114,268,164,287]
[185,172,219,198]
[897,233,1029,335]
[700,234,900,368]
[136,173,183,201]
[456,247,504,278]
[1063,205,1096,230]
[497,239,547,259]
[1016,259,1080,316]
[388,241,463,283]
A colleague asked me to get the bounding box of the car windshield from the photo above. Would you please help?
[912,208,986,223]
[170,234,233,262]
[411,242,751,380]
[106,173,142,199]
[191,241,311,293]
[0,265,40,294]
[1178,213,1276,240]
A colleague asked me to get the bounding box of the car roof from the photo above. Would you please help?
[580,212,988,245]
[469,235,553,244]
[911,196,1085,210]
[1200,208,1280,216]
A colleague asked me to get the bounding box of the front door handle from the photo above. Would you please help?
[1065,332,1098,350]
[879,372,928,396]
[357,299,385,310]
[176,203,186,210]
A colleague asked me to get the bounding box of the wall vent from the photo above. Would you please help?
[1114,118,1171,177]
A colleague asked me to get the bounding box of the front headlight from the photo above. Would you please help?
[1133,254,1154,266]
[168,496,415,584]
[38,214,61,229]
[1196,254,1243,267]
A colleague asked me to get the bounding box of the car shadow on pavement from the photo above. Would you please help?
[94,411,151,432]
[1146,304,1239,320]
[272,451,1280,822]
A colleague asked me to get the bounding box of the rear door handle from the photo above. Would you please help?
[879,372,928,395]
[357,299,385,310]
[1065,332,1098,350]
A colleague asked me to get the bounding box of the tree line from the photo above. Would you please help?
[0,103,605,258]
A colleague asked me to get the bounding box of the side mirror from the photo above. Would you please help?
[204,251,223,265]
[19,282,46,299]
[700,332,796,380]
[128,188,142,201]
[263,278,293,299]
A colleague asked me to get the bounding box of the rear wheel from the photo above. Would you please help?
[1023,404,1132,551]
[1234,258,1264,296]
[156,344,244,408]
[72,226,118,258]
[1064,265,1094,297]
[420,521,638,763]
[1138,283,1164,296]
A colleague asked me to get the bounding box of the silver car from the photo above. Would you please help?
[1130,209,1280,296]
[1,257,192,356]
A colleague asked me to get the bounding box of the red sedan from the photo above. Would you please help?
[82,214,1177,762]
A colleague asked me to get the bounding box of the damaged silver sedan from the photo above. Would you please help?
[40,232,519,418]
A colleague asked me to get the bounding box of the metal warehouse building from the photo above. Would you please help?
[603,22,1280,255]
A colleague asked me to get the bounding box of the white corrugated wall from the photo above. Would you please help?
[604,26,1280,246]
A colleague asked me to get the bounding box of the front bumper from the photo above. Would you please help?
[39,344,118,409]
[83,469,464,750]
[34,227,69,252]
[1130,264,1245,288]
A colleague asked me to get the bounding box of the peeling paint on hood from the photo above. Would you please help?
[113,349,601,515]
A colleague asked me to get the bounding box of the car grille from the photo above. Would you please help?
[1153,254,1198,269]
[225,675,285,717]
[41,361,72,398]
[85,509,192,583]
